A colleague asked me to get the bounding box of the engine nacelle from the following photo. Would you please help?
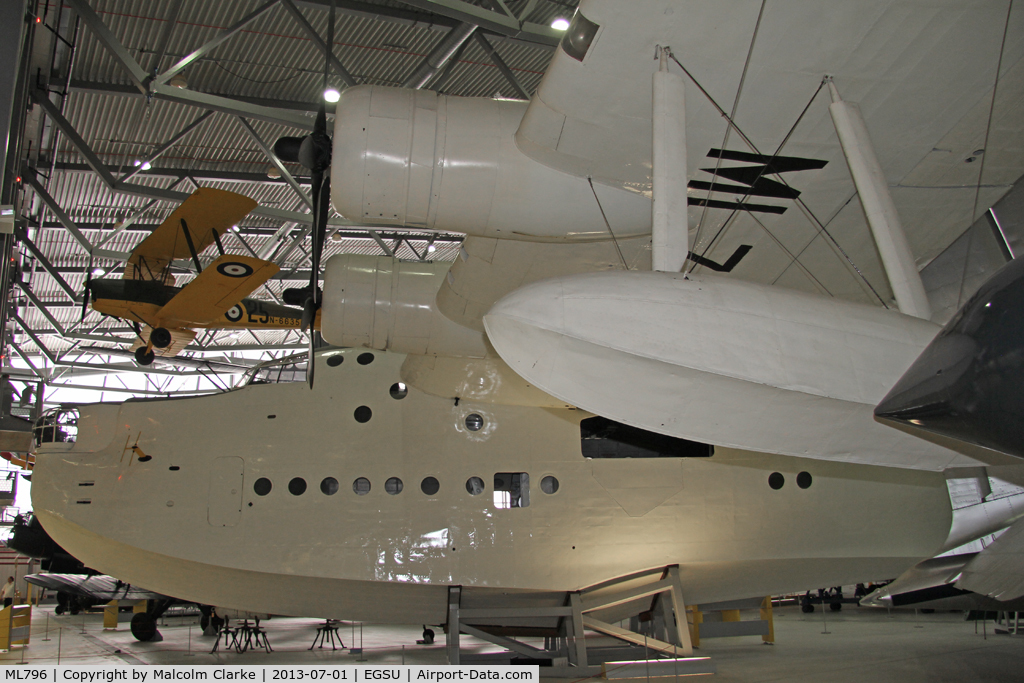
[331,85,651,240]
[320,254,486,357]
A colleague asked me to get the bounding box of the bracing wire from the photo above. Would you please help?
[588,177,629,270]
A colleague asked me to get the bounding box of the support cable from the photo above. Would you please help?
[588,177,628,270]
[666,51,886,305]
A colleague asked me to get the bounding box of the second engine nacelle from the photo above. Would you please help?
[320,254,486,357]
[331,85,651,240]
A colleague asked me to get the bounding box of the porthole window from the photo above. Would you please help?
[321,477,339,495]
[288,477,307,495]
[541,476,559,494]
[357,353,375,365]
[254,478,272,496]
[390,382,408,400]
[353,477,371,495]
[465,413,484,431]
[326,355,344,367]
[466,476,485,496]
[768,472,785,490]
[421,476,440,496]
[354,406,372,423]
[385,477,404,495]
[797,471,813,489]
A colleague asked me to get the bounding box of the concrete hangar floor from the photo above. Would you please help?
[1,603,1022,682]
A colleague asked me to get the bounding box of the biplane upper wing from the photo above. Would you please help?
[126,188,258,282]
[156,254,279,326]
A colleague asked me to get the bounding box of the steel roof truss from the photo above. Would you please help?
[152,0,283,88]
[280,0,359,88]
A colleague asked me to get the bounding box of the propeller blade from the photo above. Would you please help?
[81,271,91,323]
[307,330,315,389]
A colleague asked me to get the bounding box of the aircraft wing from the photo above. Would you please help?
[957,517,1024,601]
[437,235,651,331]
[514,0,1024,304]
[24,574,165,602]
[125,188,257,282]
[155,254,279,327]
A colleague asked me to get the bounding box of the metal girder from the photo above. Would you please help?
[367,229,395,257]
[18,283,67,337]
[474,32,530,100]
[148,82,314,130]
[152,0,282,87]
[404,22,478,89]
[280,0,359,88]
[69,80,321,117]
[394,0,562,46]
[13,226,78,300]
[12,312,57,364]
[148,0,184,74]
[119,111,216,183]
[20,170,93,254]
[64,0,150,92]
[236,116,313,209]
[75,346,257,372]
[30,89,116,187]
[46,381,222,396]
[54,161,310,186]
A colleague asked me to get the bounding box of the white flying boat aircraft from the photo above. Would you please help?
[30,0,1024,668]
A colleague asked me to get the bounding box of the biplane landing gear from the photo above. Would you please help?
[150,327,172,348]
[135,347,155,365]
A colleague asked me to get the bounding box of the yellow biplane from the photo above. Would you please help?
[88,188,313,365]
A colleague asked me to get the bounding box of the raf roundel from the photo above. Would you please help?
[225,305,244,322]
[217,261,254,278]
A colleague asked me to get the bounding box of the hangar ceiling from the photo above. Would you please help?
[1,0,577,411]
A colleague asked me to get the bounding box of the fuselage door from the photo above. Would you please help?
[208,456,244,527]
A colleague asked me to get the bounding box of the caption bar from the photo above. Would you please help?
[5,667,539,683]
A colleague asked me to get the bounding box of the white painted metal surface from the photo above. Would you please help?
[828,81,931,319]
[331,85,651,241]
[651,48,688,273]
[320,253,487,357]
[32,348,951,623]
[483,270,976,470]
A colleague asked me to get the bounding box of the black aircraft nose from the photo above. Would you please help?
[875,256,1024,459]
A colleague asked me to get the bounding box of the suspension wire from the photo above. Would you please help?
[588,177,629,270]
[668,51,888,305]
[957,0,1015,309]
[692,0,767,252]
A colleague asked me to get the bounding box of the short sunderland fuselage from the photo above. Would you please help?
[32,349,952,623]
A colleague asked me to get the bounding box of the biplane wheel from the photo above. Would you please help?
[130,613,158,641]
[135,348,156,365]
[150,327,172,348]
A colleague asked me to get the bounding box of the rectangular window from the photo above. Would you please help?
[493,473,530,509]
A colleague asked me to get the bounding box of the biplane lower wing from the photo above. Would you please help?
[156,254,279,327]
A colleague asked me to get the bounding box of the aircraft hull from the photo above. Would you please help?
[32,349,952,622]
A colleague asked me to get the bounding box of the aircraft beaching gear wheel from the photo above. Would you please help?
[135,347,155,365]
[150,327,172,348]
[130,612,158,641]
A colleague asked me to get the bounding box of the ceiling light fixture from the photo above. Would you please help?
[323,88,341,103]
[266,166,282,179]
[169,73,188,89]
[91,267,106,276]
[551,17,570,30]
